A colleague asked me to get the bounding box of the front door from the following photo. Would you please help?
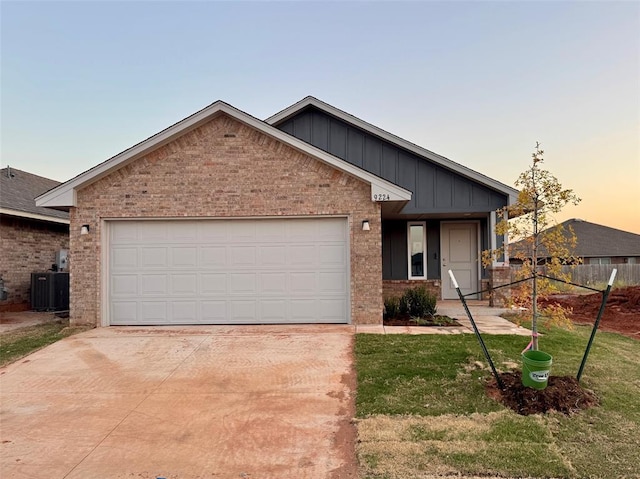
[441,222,479,299]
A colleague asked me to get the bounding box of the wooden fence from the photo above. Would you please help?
[510,264,640,287]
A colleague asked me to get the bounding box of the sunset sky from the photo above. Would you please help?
[2,1,639,233]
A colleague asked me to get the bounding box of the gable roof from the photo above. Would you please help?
[511,219,640,258]
[0,167,69,224]
[35,101,411,210]
[266,96,519,205]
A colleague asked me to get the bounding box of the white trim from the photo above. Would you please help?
[101,219,109,327]
[0,207,70,225]
[267,96,519,205]
[36,101,411,209]
[407,221,427,280]
[101,215,352,327]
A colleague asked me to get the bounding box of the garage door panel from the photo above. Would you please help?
[112,248,137,270]
[289,245,317,265]
[200,247,227,268]
[200,273,227,295]
[258,245,286,266]
[319,272,346,293]
[112,222,138,242]
[108,218,349,325]
[112,301,137,324]
[138,222,168,242]
[319,299,347,321]
[289,272,316,293]
[228,221,256,242]
[141,302,168,322]
[170,274,197,295]
[199,222,228,243]
[141,275,168,295]
[171,247,198,267]
[171,302,197,322]
[290,299,317,319]
[200,301,227,322]
[260,300,287,321]
[229,246,256,266]
[111,274,137,296]
[229,273,257,294]
[169,224,198,242]
[141,247,168,268]
[230,300,257,321]
[259,273,287,294]
[319,245,346,265]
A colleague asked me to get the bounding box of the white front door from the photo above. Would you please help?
[441,222,479,299]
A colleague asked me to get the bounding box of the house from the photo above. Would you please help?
[36,97,518,327]
[509,219,640,265]
[1,167,70,311]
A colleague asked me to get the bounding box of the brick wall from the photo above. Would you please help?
[0,216,69,312]
[71,113,382,326]
[382,279,441,300]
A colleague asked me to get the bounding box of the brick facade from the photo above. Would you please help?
[70,113,382,326]
[0,216,69,312]
[382,279,441,300]
[488,266,511,307]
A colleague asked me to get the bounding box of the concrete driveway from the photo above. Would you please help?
[0,325,357,479]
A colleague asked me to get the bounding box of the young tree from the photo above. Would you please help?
[484,143,581,350]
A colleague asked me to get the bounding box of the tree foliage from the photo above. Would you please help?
[483,143,581,349]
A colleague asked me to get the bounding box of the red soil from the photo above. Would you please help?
[539,286,640,340]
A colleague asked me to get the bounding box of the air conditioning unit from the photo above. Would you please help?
[30,272,70,311]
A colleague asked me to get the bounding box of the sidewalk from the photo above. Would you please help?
[356,300,531,336]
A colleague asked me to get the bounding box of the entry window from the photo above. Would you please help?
[408,222,426,279]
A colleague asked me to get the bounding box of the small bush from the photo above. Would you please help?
[384,297,400,320]
[399,294,410,316]
[403,286,437,318]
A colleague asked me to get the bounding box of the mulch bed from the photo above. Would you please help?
[383,315,461,327]
[539,286,640,340]
[486,372,599,416]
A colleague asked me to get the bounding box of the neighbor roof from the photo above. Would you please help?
[511,219,640,258]
[0,167,69,223]
[267,96,519,205]
[36,101,411,209]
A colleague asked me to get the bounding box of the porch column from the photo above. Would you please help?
[489,266,511,307]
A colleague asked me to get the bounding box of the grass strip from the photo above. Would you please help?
[0,320,91,367]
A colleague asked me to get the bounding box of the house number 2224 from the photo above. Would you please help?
[373,193,391,201]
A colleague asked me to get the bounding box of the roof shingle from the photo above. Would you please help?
[1,167,69,221]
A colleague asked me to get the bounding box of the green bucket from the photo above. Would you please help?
[522,350,553,390]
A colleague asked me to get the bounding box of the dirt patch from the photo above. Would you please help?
[486,372,599,416]
[384,315,461,327]
[330,337,359,479]
[539,286,640,340]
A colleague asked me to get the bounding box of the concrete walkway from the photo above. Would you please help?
[356,300,531,336]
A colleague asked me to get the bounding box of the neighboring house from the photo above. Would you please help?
[36,97,518,327]
[1,167,70,311]
[510,219,640,265]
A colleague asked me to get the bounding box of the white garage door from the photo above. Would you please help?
[108,218,349,325]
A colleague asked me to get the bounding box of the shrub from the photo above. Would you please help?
[403,286,437,318]
[383,297,400,320]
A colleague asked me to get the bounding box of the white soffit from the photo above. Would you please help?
[35,101,411,209]
[267,96,519,205]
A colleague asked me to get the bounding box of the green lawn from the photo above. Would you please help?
[0,320,91,367]
[355,325,640,479]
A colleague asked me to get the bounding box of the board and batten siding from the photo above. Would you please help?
[277,107,508,215]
